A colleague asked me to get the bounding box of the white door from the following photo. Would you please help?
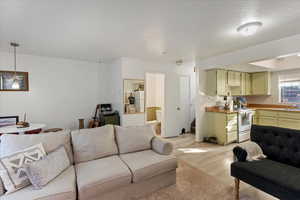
[179,76,191,132]
[164,75,191,137]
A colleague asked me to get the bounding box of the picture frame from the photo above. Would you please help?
[0,116,19,127]
[0,70,29,91]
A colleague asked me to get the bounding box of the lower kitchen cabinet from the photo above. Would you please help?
[278,119,300,130]
[205,112,238,145]
[255,110,300,130]
[227,131,237,144]
[259,116,277,126]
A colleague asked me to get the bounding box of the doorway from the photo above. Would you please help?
[145,73,165,136]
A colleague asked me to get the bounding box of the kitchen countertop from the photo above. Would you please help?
[247,103,300,112]
[206,104,300,114]
[205,107,238,114]
[249,107,300,112]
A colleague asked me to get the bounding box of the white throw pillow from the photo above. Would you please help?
[115,125,155,154]
[238,141,266,161]
[71,125,118,163]
[0,143,46,194]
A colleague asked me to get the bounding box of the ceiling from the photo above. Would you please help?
[250,55,300,71]
[2,0,300,63]
[221,63,269,72]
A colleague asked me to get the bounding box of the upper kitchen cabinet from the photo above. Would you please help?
[230,72,252,96]
[206,69,228,96]
[240,72,252,96]
[245,72,252,95]
[251,72,271,95]
[228,71,241,87]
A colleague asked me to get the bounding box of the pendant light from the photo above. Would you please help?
[11,42,20,89]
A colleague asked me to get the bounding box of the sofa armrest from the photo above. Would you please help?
[151,137,173,155]
[233,146,247,162]
[0,177,4,196]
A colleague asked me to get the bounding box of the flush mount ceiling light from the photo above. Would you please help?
[237,21,263,36]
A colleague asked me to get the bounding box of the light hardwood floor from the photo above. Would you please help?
[143,134,278,199]
[175,142,278,200]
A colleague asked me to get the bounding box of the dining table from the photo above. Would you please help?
[0,123,46,135]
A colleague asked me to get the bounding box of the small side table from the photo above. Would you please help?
[0,123,46,135]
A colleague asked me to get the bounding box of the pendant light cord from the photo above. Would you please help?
[14,45,17,77]
[10,42,19,78]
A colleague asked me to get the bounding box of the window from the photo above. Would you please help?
[280,80,300,103]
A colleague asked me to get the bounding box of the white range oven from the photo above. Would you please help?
[238,109,255,143]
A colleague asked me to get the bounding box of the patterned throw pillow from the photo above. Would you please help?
[0,143,46,194]
[23,146,70,189]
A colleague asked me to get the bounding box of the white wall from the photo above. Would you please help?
[0,52,196,135]
[105,57,196,137]
[145,73,164,108]
[0,52,106,129]
[105,58,123,115]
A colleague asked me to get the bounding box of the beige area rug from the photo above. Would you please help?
[140,142,277,200]
[139,161,233,200]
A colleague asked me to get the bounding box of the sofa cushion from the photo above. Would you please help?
[71,125,118,163]
[0,130,74,164]
[115,125,154,154]
[120,150,177,183]
[231,159,300,199]
[1,166,76,200]
[76,155,131,200]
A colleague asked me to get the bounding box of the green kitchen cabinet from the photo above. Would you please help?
[228,71,241,87]
[239,72,246,96]
[205,112,238,145]
[245,73,252,95]
[205,69,270,97]
[252,72,271,95]
[259,117,277,126]
[230,72,242,96]
[277,111,300,130]
[256,110,278,126]
[255,109,300,130]
[232,72,252,96]
[206,69,228,96]
[278,118,300,130]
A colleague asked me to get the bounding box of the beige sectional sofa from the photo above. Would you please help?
[0,125,177,200]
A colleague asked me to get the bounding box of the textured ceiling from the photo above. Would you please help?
[1,0,300,62]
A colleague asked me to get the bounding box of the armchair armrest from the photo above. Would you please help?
[151,137,173,155]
